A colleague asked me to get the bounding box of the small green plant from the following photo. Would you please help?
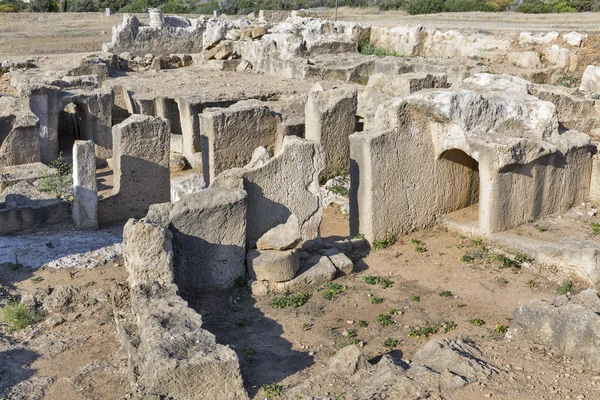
[380,278,394,289]
[470,318,486,326]
[2,301,41,332]
[411,295,421,302]
[260,383,284,398]
[334,393,347,400]
[528,279,537,289]
[271,292,310,309]
[31,277,44,284]
[592,223,600,235]
[461,253,475,262]
[300,322,312,331]
[515,252,531,263]
[558,280,574,295]
[457,303,466,308]
[383,337,398,348]
[325,325,334,332]
[556,74,580,88]
[357,320,368,328]
[388,308,400,315]
[377,314,395,327]
[344,328,358,338]
[39,152,73,199]
[354,233,365,239]
[537,227,547,233]
[371,297,384,304]
[472,239,483,246]
[362,276,393,289]
[592,93,600,100]
[233,276,247,288]
[328,175,350,196]
[242,346,256,362]
[408,325,438,338]
[358,39,401,57]
[372,234,396,250]
[415,245,428,253]
[323,282,347,300]
[493,253,521,270]
[411,239,428,253]
[439,290,453,298]
[441,320,456,333]
[494,324,509,334]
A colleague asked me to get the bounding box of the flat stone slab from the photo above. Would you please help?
[443,203,600,288]
[0,228,122,269]
[0,163,56,192]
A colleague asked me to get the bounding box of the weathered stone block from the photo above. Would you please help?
[169,187,247,291]
[72,140,98,230]
[246,249,300,282]
[305,86,357,181]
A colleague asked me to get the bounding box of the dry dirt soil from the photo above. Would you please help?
[1,208,597,399]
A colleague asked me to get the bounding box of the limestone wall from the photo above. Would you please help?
[117,218,249,399]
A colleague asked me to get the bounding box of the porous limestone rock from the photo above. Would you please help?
[508,289,600,370]
[507,51,542,69]
[212,136,324,243]
[123,218,174,288]
[326,250,354,276]
[271,255,336,292]
[246,249,300,282]
[256,214,301,250]
[305,85,357,181]
[200,102,278,184]
[170,174,206,203]
[358,72,448,126]
[580,65,600,94]
[327,345,369,376]
[352,74,592,241]
[119,218,249,399]
[98,115,170,225]
[72,140,98,230]
[563,31,587,47]
[243,146,271,169]
[169,187,247,291]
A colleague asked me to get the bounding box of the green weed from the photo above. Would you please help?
[377,314,395,327]
[323,282,347,300]
[271,292,309,309]
[2,301,41,332]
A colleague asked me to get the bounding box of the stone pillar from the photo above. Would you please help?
[72,140,98,230]
[149,8,164,28]
[305,85,357,181]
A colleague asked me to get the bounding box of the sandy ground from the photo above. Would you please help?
[5,10,600,57]
[0,206,597,399]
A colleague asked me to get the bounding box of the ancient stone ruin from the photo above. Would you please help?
[4,8,600,400]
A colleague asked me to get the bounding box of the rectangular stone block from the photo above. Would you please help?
[72,140,98,230]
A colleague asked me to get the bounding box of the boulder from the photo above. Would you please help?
[256,214,301,250]
[327,345,369,376]
[169,188,247,291]
[508,289,600,370]
[246,249,300,282]
[272,255,336,291]
[580,65,600,94]
[326,251,354,275]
